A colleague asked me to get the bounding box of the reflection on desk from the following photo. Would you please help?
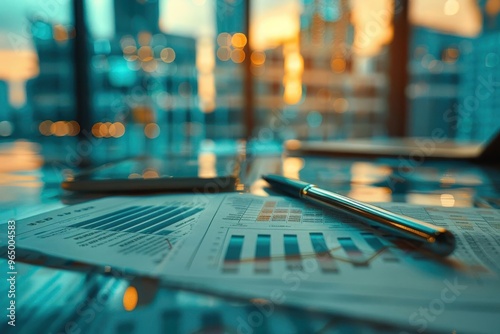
[1,261,405,334]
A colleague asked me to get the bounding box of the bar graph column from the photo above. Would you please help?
[362,233,399,262]
[338,237,368,267]
[255,234,271,273]
[223,235,244,273]
[310,233,338,273]
[284,234,303,271]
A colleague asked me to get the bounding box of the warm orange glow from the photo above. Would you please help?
[487,0,500,16]
[409,0,481,37]
[143,170,159,178]
[39,121,53,136]
[8,81,27,108]
[92,123,102,137]
[250,2,301,50]
[348,186,392,203]
[284,52,303,74]
[92,122,125,138]
[444,0,460,16]
[251,51,266,66]
[53,25,69,42]
[231,33,247,48]
[231,49,246,63]
[285,139,302,151]
[144,123,160,139]
[196,37,215,73]
[0,50,39,81]
[198,152,217,178]
[108,123,118,137]
[217,47,231,61]
[160,48,176,63]
[111,122,125,138]
[123,45,137,55]
[201,100,216,113]
[100,122,111,137]
[0,50,39,107]
[198,74,215,97]
[350,162,392,184]
[68,121,80,136]
[138,31,152,46]
[351,0,394,56]
[196,37,216,113]
[123,286,138,311]
[333,98,349,113]
[283,80,302,105]
[283,157,304,179]
[217,33,232,47]
[132,107,155,124]
[442,48,460,63]
[50,121,69,137]
[407,192,472,207]
[440,194,456,207]
[282,39,303,105]
[142,59,158,72]
[138,46,153,62]
[331,58,346,73]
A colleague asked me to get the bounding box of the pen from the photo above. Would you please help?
[262,174,456,256]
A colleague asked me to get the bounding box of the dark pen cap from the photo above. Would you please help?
[262,174,312,198]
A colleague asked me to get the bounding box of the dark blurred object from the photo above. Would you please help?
[284,129,500,163]
[61,155,240,193]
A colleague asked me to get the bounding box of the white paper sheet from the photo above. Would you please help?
[156,194,500,333]
[6,194,221,274]
[161,195,500,285]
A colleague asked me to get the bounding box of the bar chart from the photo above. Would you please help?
[69,205,204,236]
[171,195,466,284]
[161,194,500,296]
[219,230,396,275]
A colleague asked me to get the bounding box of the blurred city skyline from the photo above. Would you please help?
[0,0,301,43]
[0,0,498,152]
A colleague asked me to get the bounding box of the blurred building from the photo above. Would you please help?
[1,0,498,151]
[407,27,462,139]
[408,26,500,142]
[251,0,389,141]
[114,0,161,35]
[209,0,247,139]
[29,20,75,125]
[23,0,200,157]
[457,30,500,142]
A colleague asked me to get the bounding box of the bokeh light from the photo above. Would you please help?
[122,286,138,311]
[217,47,231,61]
[0,121,13,137]
[333,98,349,113]
[251,51,266,66]
[217,32,231,47]
[231,33,247,48]
[231,49,245,63]
[144,123,160,139]
[160,48,176,63]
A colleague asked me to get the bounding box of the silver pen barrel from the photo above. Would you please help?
[302,185,456,256]
[263,174,456,256]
